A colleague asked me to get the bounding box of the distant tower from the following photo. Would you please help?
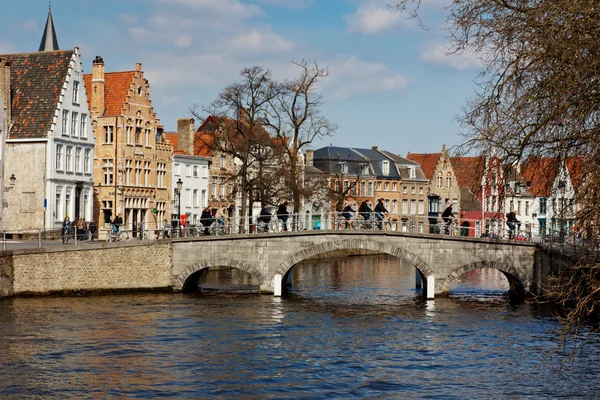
[38,4,59,51]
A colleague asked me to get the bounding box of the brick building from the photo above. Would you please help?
[84,57,172,235]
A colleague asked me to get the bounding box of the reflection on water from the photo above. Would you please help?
[0,254,598,398]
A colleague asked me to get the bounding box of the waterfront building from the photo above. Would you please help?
[0,9,95,232]
[164,119,210,226]
[377,149,429,233]
[0,82,6,229]
[407,145,461,232]
[83,57,173,236]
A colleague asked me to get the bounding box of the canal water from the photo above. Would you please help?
[1,255,598,399]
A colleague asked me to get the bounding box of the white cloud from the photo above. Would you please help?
[420,42,483,70]
[227,29,294,54]
[322,55,411,100]
[156,0,264,19]
[344,1,408,35]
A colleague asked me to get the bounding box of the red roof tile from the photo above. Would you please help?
[405,153,440,179]
[0,50,73,139]
[521,157,558,197]
[83,71,136,117]
[450,156,485,193]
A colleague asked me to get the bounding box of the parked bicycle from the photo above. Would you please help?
[61,225,74,245]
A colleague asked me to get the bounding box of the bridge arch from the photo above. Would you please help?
[173,258,265,292]
[440,261,529,297]
[275,238,434,279]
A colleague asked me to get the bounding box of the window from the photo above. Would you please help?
[376,182,382,190]
[419,187,423,194]
[446,173,452,188]
[418,222,423,233]
[193,166,199,178]
[392,199,398,213]
[410,200,416,215]
[135,161,141,185]
[65,188,71,217]
[343,181,349,193]
[384,182,390,191]
[62,110,69,135]
[437,173,442,188]
[71,112,78,137]
[174,163,180,176]
[55,187,62,220]
[361,164,369,175]
[382,161,390,175]
[211,177,217,198]
[144,162,151,186]
[360,181,366,196]
[157,163,166,188]
[56,144,63,170]
[525,201,529,216]
[402,199,408,214]
[104,126,113,143]
[517,200,522,216]
[411,187,416,194]
[126,125,133,144]
[201,190,206,207]
[392,183,397,191]
[75,148,82,172]
[145,123,151,147]
[72,81,80,104]
[80,114,87,138]
[338,162,347,174]
[409,168,416,178]
[539,198,547,214]
[125,160,132,185]
[418,200,424,215]
[103,159,114,184]
[220,178,226,197]
[367,182,373,196]
[84,149,91,173]
[403,186,407,194]
[66,146,73,171]
[193,189,198,207]
[220,155,226,169]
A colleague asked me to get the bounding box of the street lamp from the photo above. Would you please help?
[176,178,183,233]
[9,174,15,188]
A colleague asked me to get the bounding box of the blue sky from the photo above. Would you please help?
[1,0,484,153]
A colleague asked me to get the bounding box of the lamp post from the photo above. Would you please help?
[176,178,183,235]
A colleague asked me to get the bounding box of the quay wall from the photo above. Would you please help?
[0,241,173,298]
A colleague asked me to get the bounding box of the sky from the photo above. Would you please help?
[0,0,485,154]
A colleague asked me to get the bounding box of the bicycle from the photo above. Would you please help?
[208,221,226,236]
[381,216,398,231]
[288,216,304,232]
[106,228,129,243]
[61,226,73,244]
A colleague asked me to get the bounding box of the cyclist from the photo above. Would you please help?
[506,209,519,239]
[441,204,455,235]
[341,203,354,229]
[277,201,289,231]
[358,200,372,222]
[374,198,388,230]
[258,204,272,232]
[200,207,213,235]
[112,213,123,234]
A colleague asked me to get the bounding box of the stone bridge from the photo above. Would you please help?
[1,231,548,299]
[172,231,540,298]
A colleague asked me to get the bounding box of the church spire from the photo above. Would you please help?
[38,4,59,52]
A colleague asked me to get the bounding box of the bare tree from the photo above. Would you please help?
[192,66,279,232]
[395,0,600,337]
[265,59,337,214]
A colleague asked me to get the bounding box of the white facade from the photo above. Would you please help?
[47,48,95,227]
[172,154,210,225]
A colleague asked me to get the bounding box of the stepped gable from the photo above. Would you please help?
[0,50,73,139]
[405,152,440,179]
[83,70,136,117]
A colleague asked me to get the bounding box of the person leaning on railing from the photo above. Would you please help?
[112,213,123,234]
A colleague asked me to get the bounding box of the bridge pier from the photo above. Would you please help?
[273,273,282,297]
[426,276,435,299]
[415,269,422,288]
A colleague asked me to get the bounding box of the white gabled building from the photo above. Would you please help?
[0,9,94,232]
[165,119,210,227]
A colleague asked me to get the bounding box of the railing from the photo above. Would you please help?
[5,213,591,250]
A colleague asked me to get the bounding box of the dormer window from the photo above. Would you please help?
[361,164,369,175]
[338,162,348,174]
[382,160,390,175]
[409,167,416,178]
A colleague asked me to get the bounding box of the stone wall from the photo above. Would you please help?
[1,241,172,297]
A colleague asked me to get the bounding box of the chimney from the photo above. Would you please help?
[442,144,447,152]
[305,150,314,166]
[0,58,11,125]
[91,56,105,117]
[372,146,378,151]
[135,62,142,72]
[177,118,195,155]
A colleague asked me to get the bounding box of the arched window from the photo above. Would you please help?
[446,173,452,188]
[437,172,443,188]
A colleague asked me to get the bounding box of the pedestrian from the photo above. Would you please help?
[76,216,88,240]
[277,201,289,231]
[506,209,519,239]
[88,219,97,241]
[163,219,170,238]
[200,207,213,235]
[259,204,272,232]
[62,215,71,237]
[112,213,123,234]
[139,221,145,240]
